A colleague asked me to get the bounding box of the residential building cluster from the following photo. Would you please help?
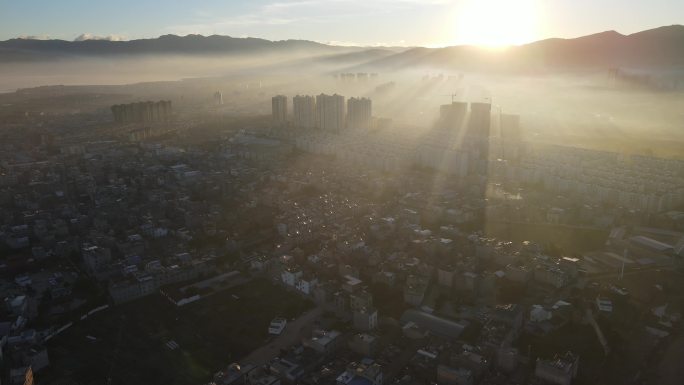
[110,100,172,124]
[0,86,681,385]
[272,94,374,131]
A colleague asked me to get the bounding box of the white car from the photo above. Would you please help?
[268,317,287,335]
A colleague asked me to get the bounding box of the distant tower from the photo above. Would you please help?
[271,95,288,126]
[293,95,316,128]
[465,101,492,179]
[500,114,521,141]
[347,97,372,129]
[467,102,492,138]
[111,100,171,124]
[315,94,345,132]
[214,91,223,105]
[500,113,521,161]
[608,67,619,87]
[439,101,468,131]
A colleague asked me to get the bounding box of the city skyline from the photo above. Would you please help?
[0,2,683,385]
[2,0,684,47]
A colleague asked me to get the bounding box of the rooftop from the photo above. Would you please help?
[400,309,468,339]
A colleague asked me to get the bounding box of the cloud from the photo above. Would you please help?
[18,35,51,40]
[74,33,126,42]
[323,40,363,47]
[322,39,408,47]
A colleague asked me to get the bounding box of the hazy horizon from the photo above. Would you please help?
[1,3,684,385]
[3,0,684,47]
[3,23,682,49]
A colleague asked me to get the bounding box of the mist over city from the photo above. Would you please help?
[0,1,683,385]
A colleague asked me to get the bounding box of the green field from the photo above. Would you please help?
[484,221,609,254]
[42,278,313,385]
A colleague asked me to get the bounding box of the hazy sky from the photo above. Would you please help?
[1,0,682,46]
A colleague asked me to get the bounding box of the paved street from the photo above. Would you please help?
[241,306,323,366]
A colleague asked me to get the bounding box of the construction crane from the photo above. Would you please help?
[442,89,465,103]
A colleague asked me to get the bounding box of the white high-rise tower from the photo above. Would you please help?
[347,97,372,129]
[293,95,316,128]
[315,93,345,131]
[272,95,288,125]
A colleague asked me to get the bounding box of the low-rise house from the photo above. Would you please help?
[281,267,303,287]
[534,352,579,385]
[349,333,378,357]
[296,276,319,296]
[353,308,378,331]
[336,361,383,385]
[303,329,341,355]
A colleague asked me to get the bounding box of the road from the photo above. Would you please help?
[241,306,323,367]
[488,220,607,232]
[587,264,681,281]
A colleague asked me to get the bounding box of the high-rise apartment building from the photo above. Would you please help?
[214,91,223,105]
[439,101,468,131]
[111,101,172,124]
[272,95,288,125]
[316,93,345,131]
[293,95,316,128]
[467,102,492,138]
[500,113,521,141]
[347,97,372,129]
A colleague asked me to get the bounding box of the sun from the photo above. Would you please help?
[454,0,540,47]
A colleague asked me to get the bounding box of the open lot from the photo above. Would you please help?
[484,221,609,254]
[516,323,606,385]
[41,278,314,385]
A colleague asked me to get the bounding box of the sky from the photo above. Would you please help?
[1,0,683,47]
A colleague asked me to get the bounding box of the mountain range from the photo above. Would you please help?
[1,25,683,71]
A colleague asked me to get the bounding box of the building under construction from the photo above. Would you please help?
[111,101,172,124]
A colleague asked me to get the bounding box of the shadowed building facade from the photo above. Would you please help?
[293,95,316,128]
[111,101,172,124]
[439,101,468,131]
[316,93,345,132]
[272,95,288,126]
[467,102,492,138]
[347,97,372,129]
